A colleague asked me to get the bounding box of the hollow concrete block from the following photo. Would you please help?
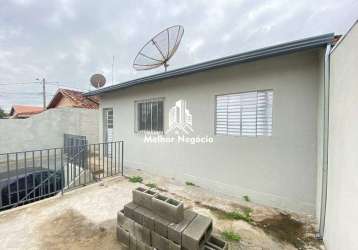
[124,202,139,221]
[168,240,181,250]
[134,222,151,245]
[154,214,170,238]
[152,194,184,223]
[134,206,156,231]
[116,225,130,246]
[117,210,135,234]
[132,206,144,225]
[129,233,136,250]
[133,187,157,210]
[151,231,169,250]
[182,214,213,250]
[168,210,197,245]
[135,239,155,250]
[202,245,216,250]
[204,235,228,250]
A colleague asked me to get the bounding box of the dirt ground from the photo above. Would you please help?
[0,169,324,250]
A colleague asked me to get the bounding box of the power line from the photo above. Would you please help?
[0,92,54,95]
[0,81,87,91]
[0,81,60,86]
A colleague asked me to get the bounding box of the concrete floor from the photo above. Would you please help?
[0,169,323,250]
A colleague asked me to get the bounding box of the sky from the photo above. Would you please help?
[0,0,357,111]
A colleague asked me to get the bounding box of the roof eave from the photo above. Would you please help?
[84,33,335,96]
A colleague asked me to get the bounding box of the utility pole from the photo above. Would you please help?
[41,78,46,110]
[36,78,46,110]
[112,55,115,85]
[36,77,47,110]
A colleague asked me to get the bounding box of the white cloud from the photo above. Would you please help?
[0,0,357,110]
[188,39,204,54]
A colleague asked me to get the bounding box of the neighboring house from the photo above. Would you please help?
[85,22,357,248]
[47,88,100,109]
[9,105,43,119]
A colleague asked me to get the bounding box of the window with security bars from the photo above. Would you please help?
[215,90,273,136]
[136,99,164,132]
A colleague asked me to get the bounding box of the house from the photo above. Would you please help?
[9,105,43,119]
[47,88,100,109]
[85,21,357,248]
[85,33,335,216]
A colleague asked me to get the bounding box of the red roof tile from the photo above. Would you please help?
[10,105,43,118]
[47,88,100,109]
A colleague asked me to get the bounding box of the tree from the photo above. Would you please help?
[0,106,7,119]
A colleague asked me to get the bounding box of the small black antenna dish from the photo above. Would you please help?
[90,74,106,89]
[133,25,184,72]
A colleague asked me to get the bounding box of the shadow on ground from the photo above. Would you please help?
[38,209,123,250]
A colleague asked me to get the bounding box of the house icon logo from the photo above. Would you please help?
[167,100,193,134]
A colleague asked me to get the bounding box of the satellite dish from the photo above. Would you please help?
[90,74,106,88]
[133,25,184,72]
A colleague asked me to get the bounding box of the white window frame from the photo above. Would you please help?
[215,90,273,137]
[134,97,164,134]
[103,108,113,142]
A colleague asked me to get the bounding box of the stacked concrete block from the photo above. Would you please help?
[182,214,212,250]
[168,210,197,245]
[202,236,228,250]
[152,194,184,223]
[116,187,227,250]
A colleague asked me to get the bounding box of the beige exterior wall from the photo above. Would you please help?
[100,49,322,214]
[324,22,358,250]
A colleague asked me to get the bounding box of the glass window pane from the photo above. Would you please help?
[146,102,151,130]
[152,102,158,131]
[158,101,163,131]
[137,100,164,132]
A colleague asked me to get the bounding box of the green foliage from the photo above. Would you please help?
[221,230,241,242]
[128,176,143,183]
[0,107,7,119]
[243,207,253,216]
[145,182,157,189]
[225,209,252,223]
[185,181,196,186]
[243,195,250,202]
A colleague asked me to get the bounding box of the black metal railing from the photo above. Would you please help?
[0,141,124,211]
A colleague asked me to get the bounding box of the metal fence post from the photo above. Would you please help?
[121,141,124,176]
[61,148,64,195]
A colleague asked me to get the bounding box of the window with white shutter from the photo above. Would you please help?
[215,90,273,136]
